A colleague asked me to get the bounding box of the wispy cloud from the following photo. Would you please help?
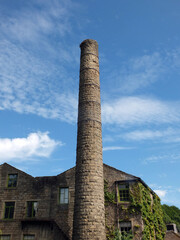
[144,153,180,164]
[150,184,180,206]
[154,190,167,198]
[102,96,180,127]
[105,48,180,94]
[122,128,180,142]
[0,132,62,162]
[0,39,78,123]
[1,0,180,128]
[150,184,168,199]
[0,0,74,43]
[118,52,163,93]
[0,0,79,123]
[103,146,134,151]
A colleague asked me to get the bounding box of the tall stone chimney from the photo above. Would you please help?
[73,39,106,240]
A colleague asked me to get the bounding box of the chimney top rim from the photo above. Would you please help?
[80,39,98,48]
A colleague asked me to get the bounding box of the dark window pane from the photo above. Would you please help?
[4,209,9,219]
[0,235,11,240]
[7,174,18,188]
[9,206,14,218]
[118,183,129,202]
[27,202,38,217]
[23,235,35,240]
[27,202,33,217]
[120,221,132,234]
[4,202,15,219]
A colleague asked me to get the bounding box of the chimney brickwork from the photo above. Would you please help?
[72,39,106,240]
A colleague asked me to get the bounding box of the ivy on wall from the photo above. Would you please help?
[129,182,166,240]
[106,225,133,240]
[104,180,166,240]
[104,179,116,205]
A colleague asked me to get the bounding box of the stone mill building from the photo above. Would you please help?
[0,40,166,240]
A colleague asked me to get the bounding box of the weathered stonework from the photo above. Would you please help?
[72,39,106,240]
[0,162,165,240]
[0,163,75,240]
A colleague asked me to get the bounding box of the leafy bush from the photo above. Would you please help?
[162,204,180,232]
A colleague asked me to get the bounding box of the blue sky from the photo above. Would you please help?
[0,0,180,208]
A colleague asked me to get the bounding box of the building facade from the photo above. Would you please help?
[0,162,166,240]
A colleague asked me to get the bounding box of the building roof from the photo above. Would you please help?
[165,231,180,240]
[0,162,156,195]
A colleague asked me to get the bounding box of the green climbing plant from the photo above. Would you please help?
[104,180,166,240]
[104,179,116,205]
[129,182,166,240]
[114,230,133,240]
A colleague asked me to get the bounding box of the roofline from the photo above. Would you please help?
[103,163,138,179]
[0,162,34,179]
[137,178,156,195]
[115,177,156,196]
[0,163,156,196]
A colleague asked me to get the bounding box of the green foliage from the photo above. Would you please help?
[104,180,116,204]
[107,228,133,240]
[129,182,166,240]
[113,229,121,240]
[104,180,166,240]
[162,204,180,232]
[152,195,166,240]
[113,230,133,240]
[106,225,116,240]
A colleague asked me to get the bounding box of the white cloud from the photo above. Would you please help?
[0,0,79,123]
[144,153,180,164]
[0,0,180,129]
[102,96,180,126]
[0,40,78,123]
[0,132,62,162]
[0,0,73,43]
[105,48,180,94]
[103,146,133,151]
[123,128,180,141]
[118,52,164,93]
[154,190,167,198]
[102,135,115,143]
[151,185,180,207]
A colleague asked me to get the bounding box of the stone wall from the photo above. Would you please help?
[0,162,150,240]
[103,164,143,239]
[0,163,75,239]
[73,39,106,240]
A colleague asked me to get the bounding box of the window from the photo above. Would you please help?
[23,235,35,240]
[120,221,132,234]
[4,202,15,219]
[0,235,11,240]
[59,188,69,204]
[7,174,18,188]
[118,183,129,202]
[27,202,38,218]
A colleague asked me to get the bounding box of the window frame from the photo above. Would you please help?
[59,187,69,204]
[7,174,18,188]
[23,234,35,240]
[0,235,11,240]
[4,202,15,219]
[117,182,130,202]
[119,221,132,234]
[26,201,38,218]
